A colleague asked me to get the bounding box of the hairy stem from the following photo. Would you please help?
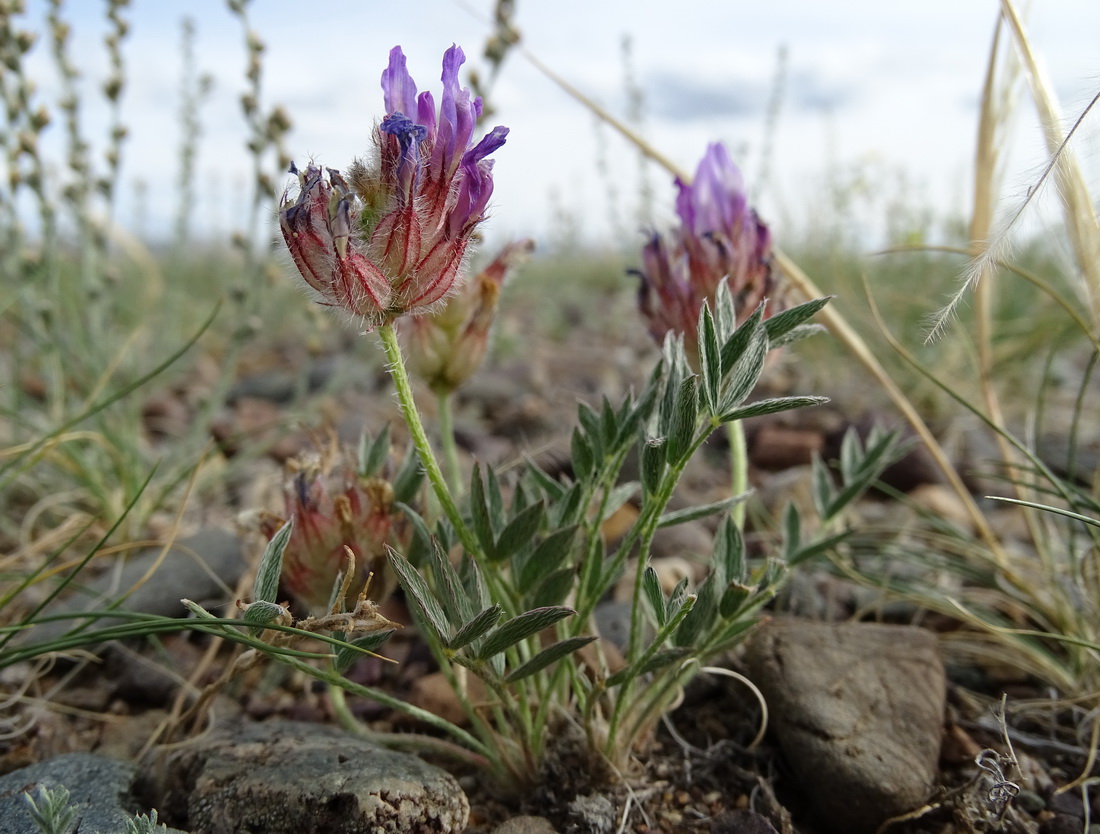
[377,322,478,556]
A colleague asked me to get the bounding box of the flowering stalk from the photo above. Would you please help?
[727,420,749,525]
[635,143,783,525]
[377,322,478,557]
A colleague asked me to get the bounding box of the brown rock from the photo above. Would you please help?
[749,423,823,471]
[407,671,486,727]
[744,619,945,834]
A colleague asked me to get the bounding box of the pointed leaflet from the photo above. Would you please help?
[641,436,667,497]
[551,481,585,528]
[718,303,764,373]
[255,520,292,604]
[674,573,718,647]
[787,527,852,566]
[524,456,566,501]
[697,301,722,416]
[243,600,287,635]
[769,323,825,350]
[486,465,505,529]
[713,515,746,585]
[525,565,572,607]
[396,500,432,567]
[719,578,757,618]
[476,606,575,660]
[665,375,699,466]
[763,296,831,343]
[427,535,472,624]
[358,424,392,478]
[840,426,861,483]
[781,502,803,564]
[657,495,746,528]
[718,319,768,414]
[469,463,497,560]
[388,546,450,640]
[659,333,687,429]
[616,360,663,446]
[571,428,596,483]
[493,500,546,564]
[504,635,597,683]
[392,443,425,505]
[718,396,829,424]
[642,565,666,627]
[577,401,601,450]
[826,427,906,517]
[599,396,619,454]
[446,605,503,651]
[509,479,531,518]
[458,551,491,613]
[713,279,737,341]
[603,482,640,522]
[518,524,578,591]
[665,576,689,624]
[810,454,835,519]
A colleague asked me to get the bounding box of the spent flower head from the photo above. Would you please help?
[279,45,508,328]
[402,238,533,394]
[636,142,782,367]
[260,441,407,613]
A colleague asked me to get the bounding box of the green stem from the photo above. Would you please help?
[436,388,463,495]
[727,420,748,527]
[328,681,360,734]
[377,323,478,556]
[328,683,491,770]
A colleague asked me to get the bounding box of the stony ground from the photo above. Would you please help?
[3,276,1096,834]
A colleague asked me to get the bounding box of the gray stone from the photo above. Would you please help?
[744,619,945,834]
[492,816,560,834]
[709,810,779,833]
[161,719,468,833]
[564,793,615,834]
[18,527,245,649]
[0,752,186,834]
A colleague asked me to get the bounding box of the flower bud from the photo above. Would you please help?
[402,239,533,394]
[635,143,784,369]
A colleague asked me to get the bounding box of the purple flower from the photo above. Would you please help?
[280,45,508,328]
[636,143,782,367]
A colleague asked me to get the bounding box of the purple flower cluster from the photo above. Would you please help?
[280,45,508,328]
[636,143,781,366]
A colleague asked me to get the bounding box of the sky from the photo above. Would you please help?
[10,1,1100,253]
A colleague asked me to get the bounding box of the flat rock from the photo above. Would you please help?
[744,619,945,834]
[0,752,186,834]
[160,719,469,833]
[492,816,560,834]
[20,527,245,649]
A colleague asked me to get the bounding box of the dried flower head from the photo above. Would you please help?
[402,238,533,394]
[636,142,782,367]
[260,445,404,613]
[279,45,508,328]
